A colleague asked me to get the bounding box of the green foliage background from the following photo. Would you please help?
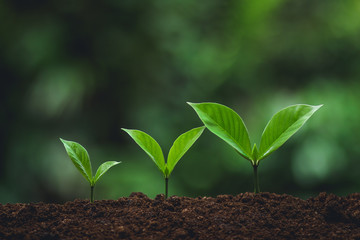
[1,0,360,203]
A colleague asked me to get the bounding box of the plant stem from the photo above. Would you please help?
[90,185,94,203]
[253,165,260,193]
[165,177,169,199]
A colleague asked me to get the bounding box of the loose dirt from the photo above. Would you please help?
[1,192,360,239]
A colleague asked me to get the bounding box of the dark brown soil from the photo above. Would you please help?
[1,192,360,239]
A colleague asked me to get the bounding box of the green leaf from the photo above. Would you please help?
[93,161,121,184]
[252,143,259,162]
[122,128,165,172]
[167,126,205,177]
[60,138,93,183]
[258,104,322,160]
[188,102,252,160]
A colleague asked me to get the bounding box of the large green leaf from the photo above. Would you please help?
[60,138,93,183]
[122,128,165,172]
[258,104,322,160]
[94,161,121,185]
[167,126,205,177]
[188,102,252,160]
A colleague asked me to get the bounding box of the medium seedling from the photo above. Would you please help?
[188,102,322,193]
[122,126,205,198]
[60,138,121,202]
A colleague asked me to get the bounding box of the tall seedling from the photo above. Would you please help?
[122,126,205,198]
[60,139,121,202]
[188,102,322,193]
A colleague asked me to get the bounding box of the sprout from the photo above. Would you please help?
[60,138,121,202]
[188,102,322,193]
[122,126,205,198]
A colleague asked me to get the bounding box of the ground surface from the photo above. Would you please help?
[1,192,360,239]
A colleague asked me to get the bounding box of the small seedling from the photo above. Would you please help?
[188,102,322,193]
[60,138,121,202]
[122,126,205,199]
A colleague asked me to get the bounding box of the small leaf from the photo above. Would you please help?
[258,104,322,160]
[60,138,93,183]
[167,126,205,177]
[122,128,165,173]
[252,144,259,163]
[188,102,252,160]
[164,167,170,178]
[93,161,121,184]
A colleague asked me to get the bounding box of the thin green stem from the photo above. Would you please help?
[253,165,260,193]
[165,177,169,199]
[90,185,94,203]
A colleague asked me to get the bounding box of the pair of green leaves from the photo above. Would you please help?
[188,102,322,166]
[122,126,205,178]
[60,138,121,187]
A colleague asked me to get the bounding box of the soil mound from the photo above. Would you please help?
[1,192,360,239]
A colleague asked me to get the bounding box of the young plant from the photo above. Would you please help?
[122,126,205,199]
[188,102,322,193]
[60,138,121,202]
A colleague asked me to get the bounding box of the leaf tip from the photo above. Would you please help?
[198,125,206,132]
[59,138,68,145]
[121,128,131,134]
[310,104,323,113]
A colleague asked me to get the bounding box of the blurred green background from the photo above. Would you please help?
[1,0,360,203]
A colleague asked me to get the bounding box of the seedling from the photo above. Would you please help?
[188,102,322,193]
[60,138,121,202]
[122,126,205,199]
